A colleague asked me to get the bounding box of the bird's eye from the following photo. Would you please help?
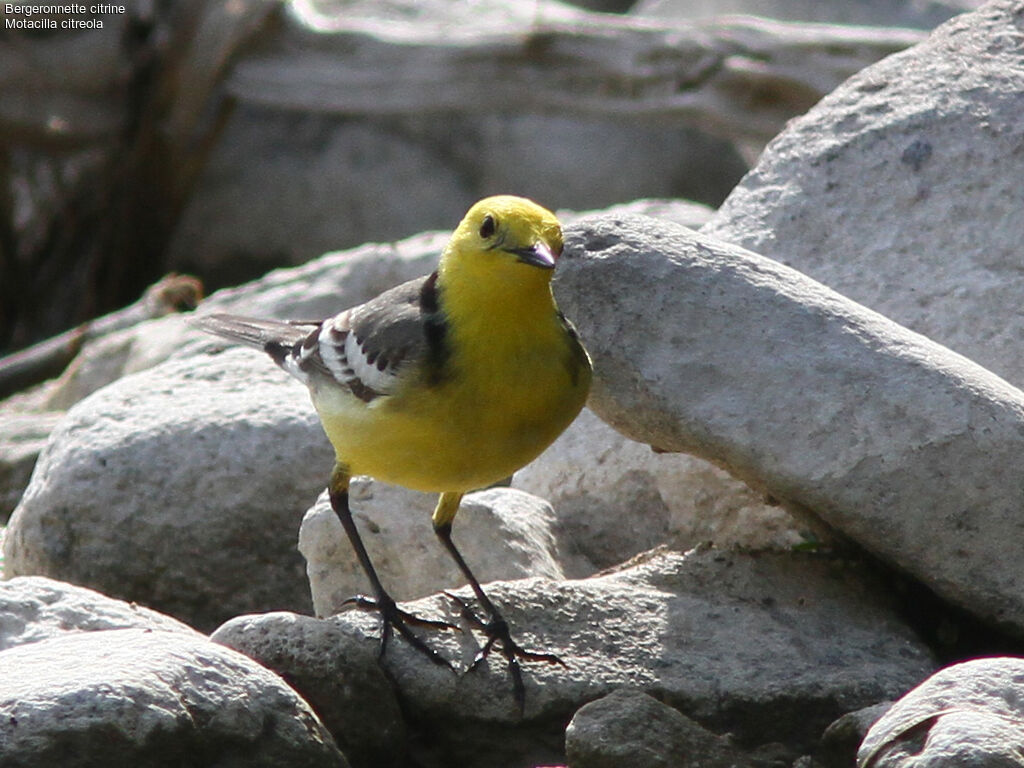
[479,214,496,239]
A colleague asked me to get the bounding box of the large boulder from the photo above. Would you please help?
[704,0,1024,390]
[0,628,348,767]
[514,407,803,576]
[858,658,1024,767]
[4,349,328,630]
[214,547,935,768]
[556,213,1024,636]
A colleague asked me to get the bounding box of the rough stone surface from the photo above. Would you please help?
[300,482,565,617]
[0,576,198,652]
[515,408,803,576]
[212,612,406,768]
[858,658,1024,768]
[215,548,935,768]
[565,687,754,768]
[4,349,330,631]
[557,213,1024,637]
[0,628,348,767]
[704,0,1024,391]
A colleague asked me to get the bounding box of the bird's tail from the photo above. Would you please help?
[192,313,316,366]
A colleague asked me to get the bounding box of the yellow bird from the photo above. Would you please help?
[196,195,592,706]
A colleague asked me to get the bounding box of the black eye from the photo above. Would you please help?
[479,214,496,239]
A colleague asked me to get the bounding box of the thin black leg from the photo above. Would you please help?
[434,518,566,712]
[328,463,457,669]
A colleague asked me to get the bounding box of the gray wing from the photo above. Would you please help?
[289,273,441,402]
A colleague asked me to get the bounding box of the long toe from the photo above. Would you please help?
[445,591,565,712]
[342,592,458,671]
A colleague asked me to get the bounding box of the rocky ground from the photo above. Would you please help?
[3,0,1024,766]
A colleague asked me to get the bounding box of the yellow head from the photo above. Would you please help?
[439,195,564,291]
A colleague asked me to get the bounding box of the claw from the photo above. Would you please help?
[343,592,460,671]
[443,590,566,713]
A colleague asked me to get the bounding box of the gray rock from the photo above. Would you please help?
[0,228,451,539]
[815,703,892,768]
[0,575,198,652]
[211,612,406,768]
[632,0,981,29]
[225,0,917,152]
[215,547,935,768]
[858,658,1024,768]
[704,0,1024,391]
[195,230,450,325]
[556,212,1024,636]
[514,408,802,577]
[0,628,348,767]
[4,348,329,630]
[564,198,715,232]
[169,113,742,282]
[166,110,474,282]
[168,0,920,276]
[565,687,754,768]
[0,409,63,522]
[300,482,565,617]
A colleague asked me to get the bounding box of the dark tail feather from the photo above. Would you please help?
[192,313,317,364]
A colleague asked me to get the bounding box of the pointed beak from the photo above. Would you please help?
[507,242,557,270]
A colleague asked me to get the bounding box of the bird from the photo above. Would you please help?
[195,195,592,707]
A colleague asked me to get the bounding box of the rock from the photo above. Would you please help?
[38,314,199,412]
[195,229,451,327]
[814,702,892,768]
[0,229,448,525]
[4,348,329,631]
[0,628,348,767]
[214,547,935,768]
[556,212,1024,636]
[565,687,754,768]
[514,408,803,576]
[170,114,743,282]
[0,576,198,652]
[0,409,63,522]
[224,0,917,153]
[299,482,565,617]
[211,612,406,768]
[703,0,1024,391]
[167,110,476,283]
[169,0,920,276]
[858,658,1024,768]
[565,198,714,232]
[632,0,981,29]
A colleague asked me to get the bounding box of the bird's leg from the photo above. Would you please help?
[328,463,457,669]
[433,492,565,710]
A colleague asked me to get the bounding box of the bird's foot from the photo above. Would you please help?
[342,593,460,670]
[444,590,566,712]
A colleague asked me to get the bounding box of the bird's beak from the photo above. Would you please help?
[507,242,557,270]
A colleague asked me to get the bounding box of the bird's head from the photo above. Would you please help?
[442,196,564,285]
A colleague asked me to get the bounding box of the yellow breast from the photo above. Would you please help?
[313,312,590,493]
